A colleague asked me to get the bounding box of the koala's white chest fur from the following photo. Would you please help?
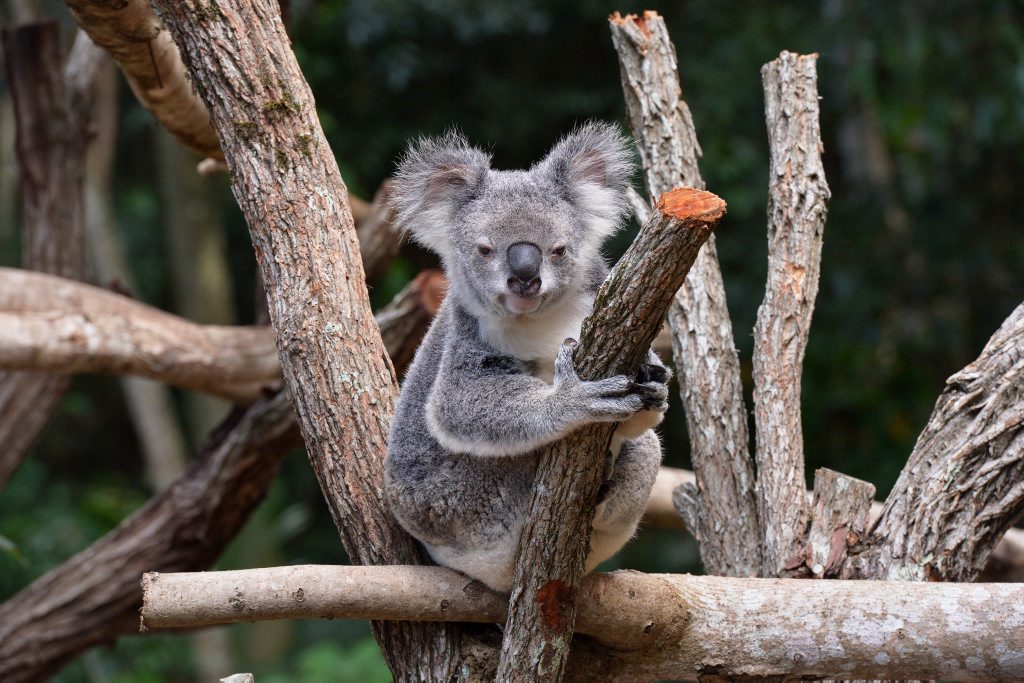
[478,291,594,382]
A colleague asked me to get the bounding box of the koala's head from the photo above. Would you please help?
[390,122,633,320]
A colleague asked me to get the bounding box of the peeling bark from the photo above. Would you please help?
[142,565,1024,682]
[610,11,761,577]
[753,50,831,576]
[498,188,724,681]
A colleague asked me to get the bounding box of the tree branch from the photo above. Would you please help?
[64,0,396,235]
[853,302,1024,581]
[142,565,1024,681]
[610,11,761,577]
[498,188,724,681]
[0,267,441,398]
[753,51,831,575]
[64,0,222,159]
[149,1,460,678]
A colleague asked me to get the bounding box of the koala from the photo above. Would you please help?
[384,122,669,592]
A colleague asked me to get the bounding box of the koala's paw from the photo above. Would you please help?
[556,339,665,424]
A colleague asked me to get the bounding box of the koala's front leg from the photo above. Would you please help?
[427,339,658,457]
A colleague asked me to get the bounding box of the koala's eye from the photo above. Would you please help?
[551,244,567,258]
[477,243,494,257]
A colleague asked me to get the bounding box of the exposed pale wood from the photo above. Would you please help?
[150,0,461,678]
[0,21,96,488]
[0,267,280,401]
[644,466,694,530]
[642,466,1024,581]
[852,302,1024,582]
[498,188,724,681]
[142,564,1024,681]
[610,10,761,577]
[753,51,831,575]
[804,468,875,578]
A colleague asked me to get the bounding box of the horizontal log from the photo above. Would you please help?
[0,267,444,399]
[141,564,1024,681]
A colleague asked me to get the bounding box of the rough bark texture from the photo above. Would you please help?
[0,392,299,683]
[610,11,761,577]
[149,1,461,678]
[0,21,95,488]
[0,267,438,398]
[497,188,724,681]
[0,281,434,681]
[851,302,1024,582]
[753,51,831,576]
[142,565,1024,681]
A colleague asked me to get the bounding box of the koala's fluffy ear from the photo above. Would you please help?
[390,131,491,253]
[535,122,634,242]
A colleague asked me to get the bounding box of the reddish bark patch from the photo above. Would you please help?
[536,579,577,631]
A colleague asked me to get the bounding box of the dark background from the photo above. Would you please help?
[1,0,1022,678]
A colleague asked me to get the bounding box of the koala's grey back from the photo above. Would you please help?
[385,301,537,549]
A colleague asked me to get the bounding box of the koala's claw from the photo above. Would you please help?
[635,361,669,385]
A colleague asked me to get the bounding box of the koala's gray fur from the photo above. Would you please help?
[384,122,668,592]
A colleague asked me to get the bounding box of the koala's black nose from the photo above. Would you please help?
[507,242,542,285]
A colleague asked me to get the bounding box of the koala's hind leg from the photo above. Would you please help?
[587,429,662,571]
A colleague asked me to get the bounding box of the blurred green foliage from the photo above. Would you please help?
[1,0,1023,679]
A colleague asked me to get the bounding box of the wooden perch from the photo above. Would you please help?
[0,267,442,398]
[141,564,1024,681]
[151,0,459,678]
[0,21,99,489]
[497,188,724,681]
[0,277,433,682]
[610,11,761,577]
[753,51,831,575]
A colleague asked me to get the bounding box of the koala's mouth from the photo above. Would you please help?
[503,293,543,315]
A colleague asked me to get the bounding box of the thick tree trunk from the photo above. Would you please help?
[497,188,723,681]
[0,23,97,488]
[752,51,831,576]
[142,565,1024,682]
[610,11,761,578]
[149,1,462,678]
